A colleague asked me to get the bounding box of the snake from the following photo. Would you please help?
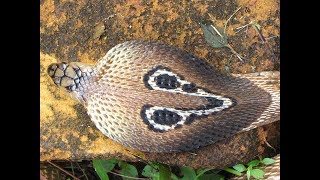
[47,40,280,153]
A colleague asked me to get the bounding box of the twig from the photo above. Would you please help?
[225,44,245,62]
[76,161,89,180]
[224,7,242,33]
[47,161,80,180]
[208,13,215,22]
[235,21,254,33]
[252,23,266,43]
[110,170,149,180]
[265,139,277,152]
[244,25,249,38]
[207,10,245,63]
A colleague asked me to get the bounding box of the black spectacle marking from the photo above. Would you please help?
[182,83,197,93]
[143,69,156,90]
[175,124,183,129]
[140,97,236,133]
[220,95,238,109]
[205,97,224,108]
[143,66,185,90]
[151,109,182,125]
[154,74,180,89]
[141,66,239,133]
[185,113,197,125]
[148,124,165,133]
[143,76,152,89]
[165,97,225,111]
[141,105,162,131]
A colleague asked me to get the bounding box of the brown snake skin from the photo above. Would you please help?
[47,40,280,153]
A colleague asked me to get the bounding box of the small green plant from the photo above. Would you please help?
[223,157,275,180]
[93,159,140,180]
[179,166,224,180]
[200,7,246,62]
[142,162,176,180]
[200,20,245,62]
[93,159,118,180]
[93,159,225,180]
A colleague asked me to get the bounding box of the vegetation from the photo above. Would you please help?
[92,157,275,180]
[224,158,275,180]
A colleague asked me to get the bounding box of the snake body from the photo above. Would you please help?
[47,40,280,152]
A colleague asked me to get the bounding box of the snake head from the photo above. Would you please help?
[47,62,79,91]
[47,62,94,104]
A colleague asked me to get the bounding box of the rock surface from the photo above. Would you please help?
[40,0,280,168]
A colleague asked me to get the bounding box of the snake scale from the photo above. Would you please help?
[47,40,280,152]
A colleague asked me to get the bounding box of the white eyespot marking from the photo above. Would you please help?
[142,66,235,132]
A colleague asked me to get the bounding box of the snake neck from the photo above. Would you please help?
[67,63,100,105]
[70,69,99,105]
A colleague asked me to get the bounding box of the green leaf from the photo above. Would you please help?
[93,159,117,180]
[198,173,225,180]
[247,160,260,167]
[196,168,205,175]
[119,162,138,180]
[261,158,275,165]
[246,165,253,180]
[232,164,246,173]
[158,164,171,180]
[181,166,197,180]
[223,167,241,176]
[171,173,180,180]
[142,164,159,179]
[246,170,251,180]
[196,168,215,178]
[200,21,228,48]
[142,163,171,180]
[251,169,265,179]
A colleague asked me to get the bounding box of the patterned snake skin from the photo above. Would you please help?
[47,40,280,152]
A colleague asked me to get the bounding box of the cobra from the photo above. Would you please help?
[47,40,280,152]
